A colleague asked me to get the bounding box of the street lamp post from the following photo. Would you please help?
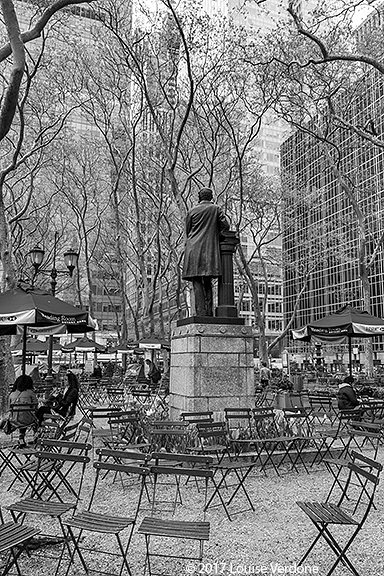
[29,232,79,386]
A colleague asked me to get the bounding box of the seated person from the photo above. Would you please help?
[0,375,38,448]
[337,376,360,410]
[145,359,161,390]
[36,370,79,425]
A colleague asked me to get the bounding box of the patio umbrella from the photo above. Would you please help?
[138,337,171,350]
[107,344,136,354]
[11,338,61,353]
[61,337,106,353]
[0,284,97,373]
[291,304,384,376]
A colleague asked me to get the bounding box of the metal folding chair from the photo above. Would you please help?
[146,452,213,515]
[0,516,40,576]
[6,445,91,575]
[297,455,382,576]
[105,410,146,450]
[148,420,189,453]
[106,387,126,409]
[204,454,258,521]
[323,420,382,503]
[64,451,149,576]
[194,421,233,463]
[8,402,39,444]
[224,408,253,441]
[138,458,213,576]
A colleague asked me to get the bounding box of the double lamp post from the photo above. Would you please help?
[29,232,79,384]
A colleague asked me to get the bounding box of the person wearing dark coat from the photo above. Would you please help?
[182,188,230,316]
[36,370,79,425]
[337,376,360,410]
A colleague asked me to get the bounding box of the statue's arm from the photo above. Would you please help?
[185,213,192,239]
[218,207,230,231]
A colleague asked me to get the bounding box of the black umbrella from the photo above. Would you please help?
[0,284,97,373]
[11,338,61,353]
[292,305,384,376]
[61,337,106,353]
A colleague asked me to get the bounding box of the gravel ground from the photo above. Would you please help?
[1,442,383,576]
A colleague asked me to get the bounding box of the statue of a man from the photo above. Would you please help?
[182,187,230,316]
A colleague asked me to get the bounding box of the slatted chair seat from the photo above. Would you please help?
[66,511,135,533]
[9,498,75,517]
[139,517,210,540]
[0,521,40,552]
[64,452,149,576]
[297,501,359,525]
[138,458,213,575]
[0,521,40,575]
[296,455,382,576]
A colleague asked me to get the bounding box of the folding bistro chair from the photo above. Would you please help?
[296,455,382,576]
[0,515,40,576]
[6,444,91,575]
[138,458,214,576]
[8,402,39,444]
[194,421,233,463]
[236,407,310,475]
[148,421,189,453]
[204,453,258,521]
[106,387,126,410]
[105,410,147,450]
[181,412,214,450]
[309,406,365,468]
[63,450,149,576]
[146,452,213,515]
[224,408,253,441]
[180,411,214,425]
[323,420,382,503]
[308,393,337,429]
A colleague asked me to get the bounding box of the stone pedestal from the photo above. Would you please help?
[169,322,254,418]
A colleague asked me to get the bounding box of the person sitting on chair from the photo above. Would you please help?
[337,376,360,410]
[145,359,161,390]
[37,370,79,425]
[6,375,38,448]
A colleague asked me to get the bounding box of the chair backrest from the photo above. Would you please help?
[31,443,91,503]
[308,393,333,412]
[9,402,38,424]
[149,420,189,452]
[90,406,122,426]
[106,387,125,408]
[108,410,140,444]
[341,453,382,518]
[347,420,382,458]
[224,408,252,439]
[90,449,150,518]
[359,401,384,422]
[251,407,279,439]
[147,451,214,516]
[282,406,312,436]
[336,408,364,435]
[180,411,214,424]
[196,421,228,449]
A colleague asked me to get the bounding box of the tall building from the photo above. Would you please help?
[281,65,384,363]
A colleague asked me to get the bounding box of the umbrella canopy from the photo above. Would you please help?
[138,337,171,350]
[0,284,97,373]
[292,305,384,375]
[0,285,97,335]
[61,337,106,353]
[11,338,61,353]
[107,344,136,354]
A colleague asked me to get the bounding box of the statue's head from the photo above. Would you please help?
[198,187,213,202]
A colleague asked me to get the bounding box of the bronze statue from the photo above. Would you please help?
[182,188,230,316]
